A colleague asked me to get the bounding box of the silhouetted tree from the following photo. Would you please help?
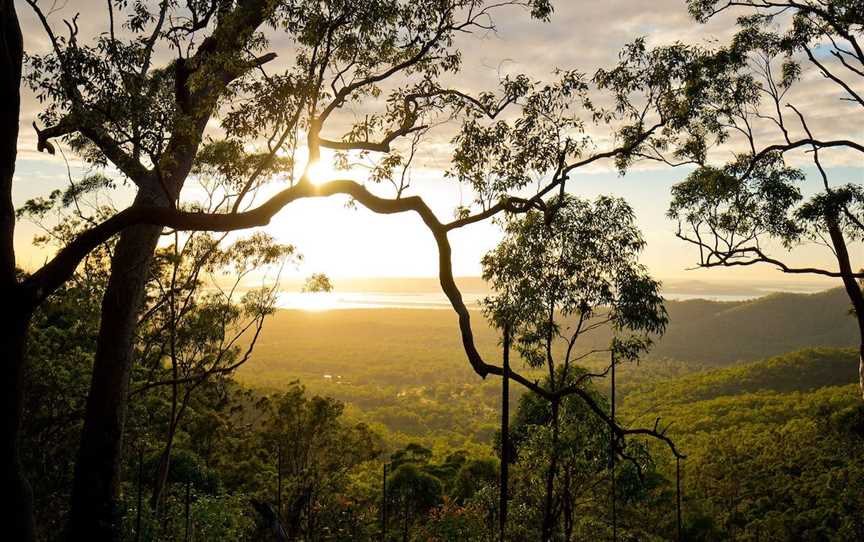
[671,0,864,397]
[138,232,292,515]
[7,1,553,538]
[260,383,380,539]
[6,5,722,540]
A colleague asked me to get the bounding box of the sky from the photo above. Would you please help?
[11,1,862,288]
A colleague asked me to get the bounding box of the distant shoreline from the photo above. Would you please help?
[273,284,839,311]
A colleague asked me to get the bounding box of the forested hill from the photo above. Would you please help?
[622,347,859,409]
[244,287,858,387]
[238,288,859,448]
[656,287,858,364]
[619,348,864,539]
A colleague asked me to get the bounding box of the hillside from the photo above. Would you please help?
[656,288,859,363]
[621,347,860,429]
[242,287,858,386]
[237,288,859,449]
[618,348,864,540]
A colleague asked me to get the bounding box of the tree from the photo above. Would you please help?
[302,272,334,293]
[387,463,444,541]
[507,372,657,541]
[15,175,293,536]
[670,0,864,397]
[7,5,716,539]
[481,194,671,540]
[9,1,553,539]
[0,0,29,538]
[261,383,381,539]
[137,231,293,515]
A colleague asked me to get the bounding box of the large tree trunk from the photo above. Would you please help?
[66,187,165,541]
[65,5,273,537]
[0,1,33,540]
[1,309,35,542]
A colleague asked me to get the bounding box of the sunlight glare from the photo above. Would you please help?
[280,291,340,311]
[305,160,329,185]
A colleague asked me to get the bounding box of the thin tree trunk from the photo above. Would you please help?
[277,444,283,524]
[562,467,573,542]
[184,480,191,542]
[676,457,682,542]
[542,397,560,541]
[67,186,164,540]
[610,354,617,542]
[382,462,388,541]
[151,417,179,514]
[0,2,33,539]
[825,217,864,399]
[499,324,510,541]
[135,448,143,542]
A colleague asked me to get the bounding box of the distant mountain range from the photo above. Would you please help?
[246,287,859,387]
[268,275,836,299]
[655,287,858,364]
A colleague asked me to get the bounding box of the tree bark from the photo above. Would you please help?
[0,1,34,540]
[66,187,164,541]
[1,308,35,542]
[65,5,277,535]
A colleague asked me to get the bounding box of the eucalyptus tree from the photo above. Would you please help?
[15,168,294,533]
[5,4,722,540]
[302,272,334,293]
[12,1,555,538]
[137,231,292,515]
[670,1,864,396]
[258,384,380,539]
[507,373,654,542]
[481,194,669,540]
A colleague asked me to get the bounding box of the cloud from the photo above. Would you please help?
[11,1,862,279]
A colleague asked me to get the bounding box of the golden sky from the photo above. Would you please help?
[11,1,862,286]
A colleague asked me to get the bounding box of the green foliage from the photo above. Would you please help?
[302,272,334,293]
[21,274,864,540]
[482,194,666,368]
[669,156,805,248]
[622,348,864,541]
[452,458,498,504]
[20,283,101,539]
[671,0,864,291]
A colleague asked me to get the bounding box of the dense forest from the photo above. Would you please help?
[3,0,863,540]
[19,279,864,540]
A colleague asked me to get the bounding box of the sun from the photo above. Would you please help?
[305,160,333,185]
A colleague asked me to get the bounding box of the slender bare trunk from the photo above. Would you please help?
[542,397,560,541]
[499,325,510,541]
[151,417,179,514]
[562,466,573,542]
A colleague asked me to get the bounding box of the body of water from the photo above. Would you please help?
[274,285,832,311]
